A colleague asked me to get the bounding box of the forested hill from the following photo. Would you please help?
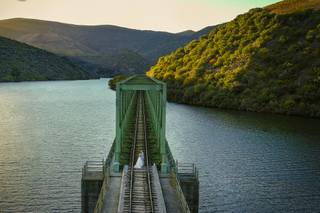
[0,36,93,82]
[266,0,320,14]
[147,7,320,117]
[0,18,215,76]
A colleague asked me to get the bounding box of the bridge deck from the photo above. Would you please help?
[100,91,183,213]
[101,176,121,213]
[100,173,184,213]
[118,92,161,213]
[160,177,183,213]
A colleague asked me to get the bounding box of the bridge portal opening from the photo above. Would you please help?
[113,75,168,174]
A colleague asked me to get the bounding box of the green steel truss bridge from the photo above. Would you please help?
[81,75,199,213]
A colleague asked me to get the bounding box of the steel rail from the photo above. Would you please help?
[141,93,155,213]
[128,92,140,213]
[128,91,155,213]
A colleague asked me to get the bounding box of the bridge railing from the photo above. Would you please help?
[94,139,116,213]
[164,140,193,213]
[82,160,104,180]
[94,166,111,213]
[165,139,176,171]
[171,170,192,213]
[105,139,116,168]
[176,162,198,180]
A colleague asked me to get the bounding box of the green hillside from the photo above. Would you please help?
[147,8,320,117]
[0,36,93,82]
[266,0,320,14]
[0,18,215,76]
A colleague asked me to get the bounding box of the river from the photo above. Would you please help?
[0,79,319,212]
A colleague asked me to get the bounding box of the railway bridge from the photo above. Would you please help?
[81,75,199,213]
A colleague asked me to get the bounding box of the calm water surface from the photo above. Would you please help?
[0,80,319,212]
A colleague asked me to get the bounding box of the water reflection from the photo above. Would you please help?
[0,80,320,212]
[166,103,320,213]
[0,80,115,212]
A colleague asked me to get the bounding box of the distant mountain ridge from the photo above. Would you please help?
[0,18,216,76]
[0,36,92,82]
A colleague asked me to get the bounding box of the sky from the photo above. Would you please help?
[0,0,280,33]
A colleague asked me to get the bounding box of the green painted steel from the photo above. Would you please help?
[113,75,168,173]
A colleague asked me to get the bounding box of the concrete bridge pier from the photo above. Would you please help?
[178,175,199,213]
[81,161,104,213]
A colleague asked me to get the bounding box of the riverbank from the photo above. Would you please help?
[109,75,320,119]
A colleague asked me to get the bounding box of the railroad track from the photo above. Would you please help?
[123,91,156,213]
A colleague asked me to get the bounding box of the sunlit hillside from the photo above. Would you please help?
[266,0,320,14]
[148,7,320,117]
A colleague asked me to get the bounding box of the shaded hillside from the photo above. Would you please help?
[0,36,93,82]
[148,8,320,117]
[79,49,151,76]
[0,18,215,76]
[108,75,128,90]
[266,0,320,14]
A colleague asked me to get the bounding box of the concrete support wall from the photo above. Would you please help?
[81,161,104,213]
[81,179,103,213]
[179,178,199,213]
